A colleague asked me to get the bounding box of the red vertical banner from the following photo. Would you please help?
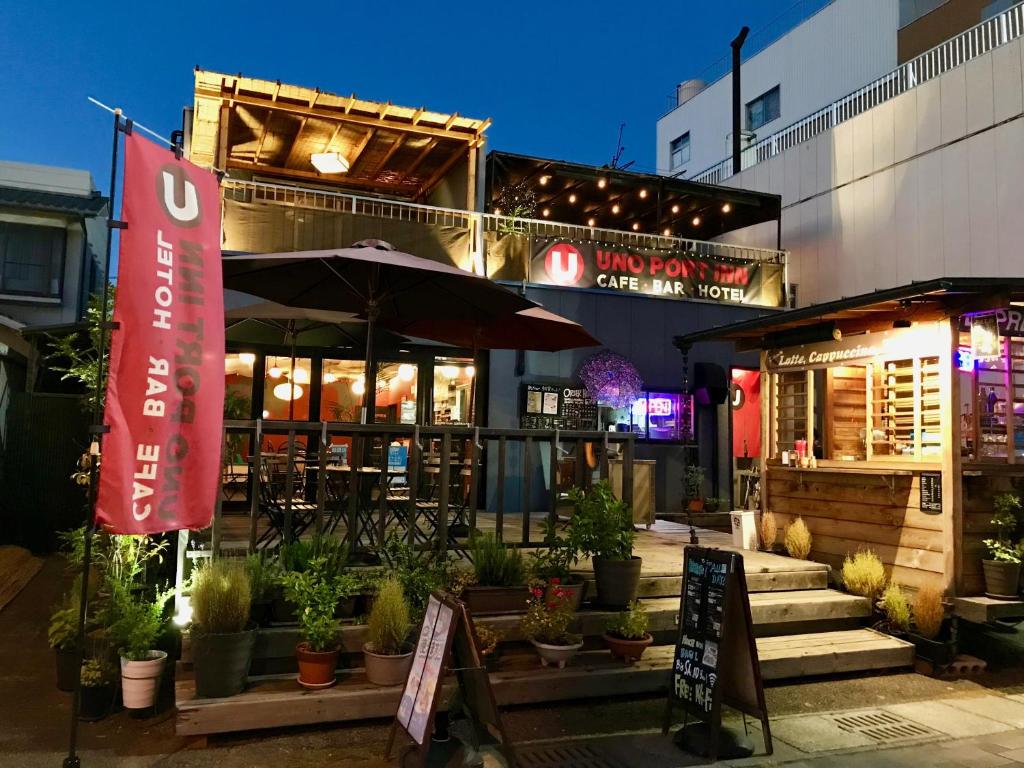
[731,369,761,459]
[96,133,224,534]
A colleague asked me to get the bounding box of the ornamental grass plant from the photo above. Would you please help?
[191,559,251,635]
[913,586,946,640]
[470,534,525,587]
[760,510,778,551]
[784,517,812,560]
[366,577,411,656]
[842,550,886,599]
[879,582,911,633]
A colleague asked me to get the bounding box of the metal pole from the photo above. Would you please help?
[64,107,124,768]
[731,27,750,177]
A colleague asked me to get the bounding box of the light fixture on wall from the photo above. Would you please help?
[262,409,270,418]
[587,217,596,227]
[293,367,310,384]
[310,151,350,174]
[638,188,648,199]
[721,203,732,213]
[273,382,303,401]
[466,365,475,378]
[398,363,415,382]
[441,365,459,379]
[238,352,256,366]
[539,174,550,186]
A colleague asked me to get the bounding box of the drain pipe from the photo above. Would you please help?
[731,26,750,177]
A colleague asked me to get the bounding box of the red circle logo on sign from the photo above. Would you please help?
[544,242,585,286]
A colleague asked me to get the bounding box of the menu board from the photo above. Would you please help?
[919,472,942,514]
[397,595,454,744]
[520,382,598,431]
[663,547,772,761]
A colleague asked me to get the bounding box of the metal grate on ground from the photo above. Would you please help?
[517,743,621,768]
[829,710,938,744]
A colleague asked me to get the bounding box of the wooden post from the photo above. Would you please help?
[437,432,452,553]
[1004,337,1015,464]
[248,421,263,552]
[940,318,964,595]
[347,435,361,552]
[283,430,297,543]
[211,425,227,558]
[621,436,635,510]
[496,436,506,543]
[378,432,390,549]
[759,353,770,515]
[467,432,481,535]
[407,427,420,548]
[574,438,585,489]
[805,369,815,458]
[316,422,328,535]
[523,436,533,545]
[548,431,560,533]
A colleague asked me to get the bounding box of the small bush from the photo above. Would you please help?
[367,577,411,656]
[879,582,911,633]
[842,550,886,599]
[191,559,251,635]
[760,510,778,551]
[245,551,278,602]
[784,517,812,560]
[606,601,649,640]
[913,586,946,640]
[471,534,525,587]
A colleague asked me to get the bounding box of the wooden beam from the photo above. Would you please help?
[195,88,479,142]
[445,112,460,130]
[940,317,964,596]
[397,138,438,183]
[216,102,230,171]
[253,110,274,165]
[226,159,416,195]
[372,133,406,174]
[282,116,311,169]
[419,144,467,198]
[321,121,343,154]
[345,128,377,175]
[379,101,392,119]
[411,107,425,125]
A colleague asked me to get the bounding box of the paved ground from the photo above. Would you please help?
[4,556,1024,767]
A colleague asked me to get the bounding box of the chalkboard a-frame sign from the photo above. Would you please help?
[386,592,516,767]
[662,547,772,761]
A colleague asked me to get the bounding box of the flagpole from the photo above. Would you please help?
[63,107,129,768]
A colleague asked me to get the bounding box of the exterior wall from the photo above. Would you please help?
[715,35,1024,306]
[899,0,992,63]
[656,0,898,180]
[486,286,771,513]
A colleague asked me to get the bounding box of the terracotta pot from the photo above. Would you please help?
[592,556,642,609]
[362,643,414,686]
[462,585,530,616]
[982,560,1022,599]
[55,647,79,692]
[544,580,586,612]
[192,629,255,698]
[120,650,167,710]
[530,639,583,669]
[603,632,653,665]
[295,642,340,689]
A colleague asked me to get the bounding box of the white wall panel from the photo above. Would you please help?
[966,51,995,135]
[893,89,918,164]
[917,79,941,153]
[783,142,801,206]
[893,162,920,287]
[851,111,874,181]
[966,131,998,277]
[872,168,896,290]
[993,119,1024,274]
[871,100,895,175]
[800,139,819,200]
[940,65,968,146]
[940,141,970,277]
[992,38,1023,124]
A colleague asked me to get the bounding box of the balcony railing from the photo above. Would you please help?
[692,0,1024,184]
[221,177,786,271]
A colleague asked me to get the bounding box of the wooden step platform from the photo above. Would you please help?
[176,629,913,736]
[953,596,1024,624]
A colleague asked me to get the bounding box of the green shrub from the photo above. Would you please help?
[366,577,411,656]
[842,550,886,599]
[606,601,649,640]
[48,596,79,650]
[191,559,251,635]
[984,493,1024,563]
[528,518,578,582]
[377,535,458,612]
[879,583,911,633]
[104,580,173,661]
[80,658,116,688]
[470,534,525,587]
[279,535,348,574]
[284,556,359,652]
[245,551,278,602]
[567,481,634,561]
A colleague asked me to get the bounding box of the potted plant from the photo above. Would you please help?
[245,551,277,627]
[877,582,911,636]
[49,599,80,692]
[78,658,116,722]
[603,600,653,664]
[784,517,813,560]
[284,555,359,689]
[684,465,706,512]
[842,550,886,601]
[567,482,640,609]
[461,534,528,615]
[982,493,1023,599]
[474,624,503,672]
[908,586,956,666]
[520,584,582,669]
[529,520,585,611]
[362,577,414,686]
[190,559,256,698]
[759,510,779,552]
[106,581,172,712]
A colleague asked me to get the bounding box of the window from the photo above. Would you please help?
[0,221,65,298]
[669,133,691,170]
[746,86,781,131]
[321,359,418,424]
[433,357,474,424]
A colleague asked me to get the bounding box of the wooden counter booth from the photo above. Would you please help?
[675,279,1024,596]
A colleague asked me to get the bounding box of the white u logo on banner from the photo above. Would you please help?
[161,170,199,223]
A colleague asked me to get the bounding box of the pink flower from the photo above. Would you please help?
[549,577,561,586]
[531,588,543,598]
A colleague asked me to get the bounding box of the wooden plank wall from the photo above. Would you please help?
[961,470,1024,595]
[825,367,867,460]
[767,468,946,591]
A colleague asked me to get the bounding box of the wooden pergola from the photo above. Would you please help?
[189,69,490,206]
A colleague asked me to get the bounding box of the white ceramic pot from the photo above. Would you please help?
[120,650,167,709]
[530,639,583,670]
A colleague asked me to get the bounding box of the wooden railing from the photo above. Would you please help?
[207,420,636,558]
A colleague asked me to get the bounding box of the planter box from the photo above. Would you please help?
[463,586,530,616]
[908,630,956,667]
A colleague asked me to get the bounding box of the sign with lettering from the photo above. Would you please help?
[530,238,784,307]
[520,382,598,430]
[765,326,944,373]
[96,132,224,534]
[663,548,772,762]
[920,472,942,513]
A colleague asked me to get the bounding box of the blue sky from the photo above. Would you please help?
[1,0,811,194]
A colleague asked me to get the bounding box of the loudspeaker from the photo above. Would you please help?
[693,362,728,406]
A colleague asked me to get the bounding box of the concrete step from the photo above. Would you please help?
[175,629,913,736]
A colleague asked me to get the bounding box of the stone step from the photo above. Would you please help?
[586,566,829,600]
[175,629,913,736]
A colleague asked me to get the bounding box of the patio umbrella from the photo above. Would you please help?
[222,240,536,423]
[383,306,602,424]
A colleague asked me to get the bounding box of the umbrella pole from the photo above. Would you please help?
[288,322,296,422]
[361,303,379,426]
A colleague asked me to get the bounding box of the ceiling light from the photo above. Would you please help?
[351,378,366,396]
[611,203,621,214]
[587,217,596,227]
[310,152,350,174]
[261,410,270,419]
[597,178,607,189]
[466,366,475,378]
[542,207,550,217]
[323,372,337,384]
[539,175,550,186]
[293,367,310,384]
[639,189,648,199]
[568,193,577,204]
[441,365,460,379]
[663,228,672,237]
[273,382,303,401]
[398,363,415,381]
[722,203,732,213]
[268,366,282,379]
[238,352,256,366]
[671,204,680,214]
[494,208,502,216]
[692,216,701,226]
[632,222,640,231]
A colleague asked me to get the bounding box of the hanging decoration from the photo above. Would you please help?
[494,180,538,235]
[578,350,643,408]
